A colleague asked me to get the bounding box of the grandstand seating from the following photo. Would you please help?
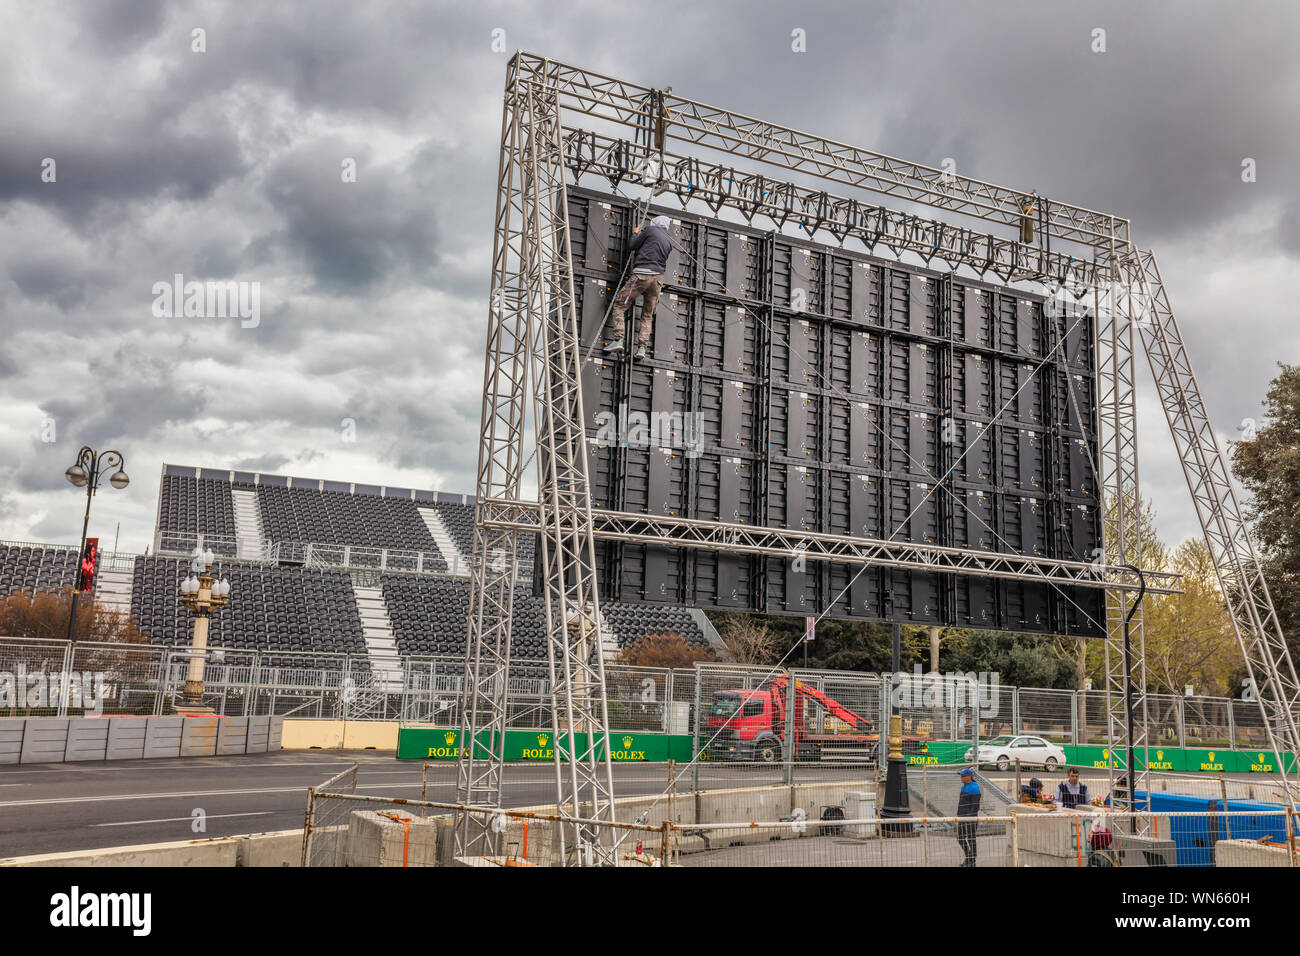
[129,556,367,669]
[257,485,447,569]
[0,544,77,597]
[155,476,238,554]
[0,467,716,667]
[382,573,708,659]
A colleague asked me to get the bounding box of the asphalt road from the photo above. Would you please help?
[0,753,1279,859]
[0,752,843,857]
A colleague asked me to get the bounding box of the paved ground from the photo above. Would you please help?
[0,752,1279,859]
[0,753,851,857]
[679,830,1008,867]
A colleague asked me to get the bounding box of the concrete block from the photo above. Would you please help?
[283,719,342,749]
[269,715,284,750]
[1215,839,1293,867]
[143,716,183,758]
[792,779,875,835]
[610,792,695,830]
[216,717,248,755]
[106,718,147,760]
[345,809,438,867]
[501,815,563,867]
[181,716,219,756]
[64,718,109,762]
[20,718,69,764]
[236,829,304,867]
[695,785,792,847]
[246,716,270,753]
[0,720,23,764]
[342,721,399,750]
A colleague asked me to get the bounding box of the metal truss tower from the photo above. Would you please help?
[456,57,616,862]
[458,52,1299,862]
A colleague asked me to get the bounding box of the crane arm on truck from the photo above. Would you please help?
[771,677,873,731]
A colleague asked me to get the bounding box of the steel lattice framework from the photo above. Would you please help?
[457,52,1298,863]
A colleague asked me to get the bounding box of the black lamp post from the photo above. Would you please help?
[63,446,129,643]
[881,621,914,835]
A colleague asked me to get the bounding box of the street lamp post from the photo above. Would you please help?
[178,549,230,709]
[63,446,129,643]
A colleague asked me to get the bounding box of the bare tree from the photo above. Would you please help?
[718,616,780,665]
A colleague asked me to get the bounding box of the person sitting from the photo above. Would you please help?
[1018,777,1050,805]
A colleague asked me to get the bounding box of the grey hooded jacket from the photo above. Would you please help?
[627,215,673,274]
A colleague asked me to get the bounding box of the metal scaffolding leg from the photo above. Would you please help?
[457,54,618,864]
[1132,248,1300,806]
[519,64,618,865]
[1097,234,1150,821]
[455,57,533,857]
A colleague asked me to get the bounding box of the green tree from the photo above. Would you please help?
[1230,362,1300,661]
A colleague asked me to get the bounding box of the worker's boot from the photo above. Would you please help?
[602,338,625,353]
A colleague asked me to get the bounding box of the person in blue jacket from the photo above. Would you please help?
[956,767,982,867]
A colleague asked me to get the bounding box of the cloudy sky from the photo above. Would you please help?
[1,0,1297,555]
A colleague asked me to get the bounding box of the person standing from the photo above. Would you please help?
[1057,766,1092,808]
[603,215,672,360]
[956,767,982,867]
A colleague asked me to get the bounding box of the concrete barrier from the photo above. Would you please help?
[143,716,184,758]
[790,779,874,833]
[1214,839,1294,867]
[0,715,282,764]
[0,719,24,764]
[20,718,69,763]
[64,718,109,761]
[280,719,400,750]
[181,716,219,757]
[345,809,439,866]
[282,719,344,749]
[216,717,248,755]
[246,715,271,753]
[342,721,399,750]
[0,837,241,867]
[106,718,147,760]
[236,829,304,867]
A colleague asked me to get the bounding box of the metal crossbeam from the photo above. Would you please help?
[478,497,1179,596]
[518,52,1127,249]
[563,129,1101,288]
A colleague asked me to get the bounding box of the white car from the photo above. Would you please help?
[964,735,1066,771]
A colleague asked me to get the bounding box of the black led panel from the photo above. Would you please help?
[557,185,1105,637]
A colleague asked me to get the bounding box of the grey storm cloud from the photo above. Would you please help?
[0,0,1298,554]
[259,141,440,294]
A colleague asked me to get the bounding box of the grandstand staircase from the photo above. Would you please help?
[417,507,468,575]
[93,567,134,619]
[351,582,403,696]
[231,489,266,559]
[597,607,621,663]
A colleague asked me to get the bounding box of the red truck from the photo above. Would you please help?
[705,677,880,763]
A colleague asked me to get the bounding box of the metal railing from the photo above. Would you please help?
[0,637,1287,751]
[302,763,1299,868]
